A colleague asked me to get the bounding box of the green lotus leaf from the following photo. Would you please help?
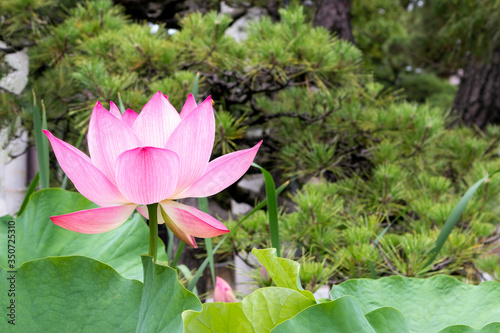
[331,275,500,333]
[1,256,142,331]
[438,323,500,333]
[0,189,167,280]
[183,287,316,332]
[271,296,409,333]
[1,255,200,332]
[252,248,315,300]
[137,255,202,333]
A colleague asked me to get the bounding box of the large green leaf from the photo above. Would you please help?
[183,287,316,332]
[364,307,410,333]
[438,323,500,333]
[330,275,500,333]
[137,256,202,333]
[271,296,409,333]
[0,189,166,280]
[252,248,315,300]
[1,256,142,331]
[1,255,202,332]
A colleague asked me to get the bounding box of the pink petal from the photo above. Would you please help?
[141,204,197,247]
[122,108,138,127]
[136,205,149,219]
[115,147,179,205]
[159,200,229,240]
[88,102,143,184]
[166,96,215,195]
[136,205,197,246]
[260,266,271,282]
[132,92,181,148]
[180,93,197,119]
[43,130,128,207]
[158,205,197,247]
[51,204,137,234]
[109,101,122,119]
[214,277,237,302]
[175,141,262,199]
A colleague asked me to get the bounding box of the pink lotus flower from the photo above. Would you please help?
[213,277,237,302]
[43,92,261,247]
[260,266,272,284]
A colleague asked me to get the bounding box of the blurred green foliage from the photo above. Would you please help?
[219,95,500,286]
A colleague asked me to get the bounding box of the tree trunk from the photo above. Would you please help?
[313,0,354,43]
[113,0,218,28]
[263,0,282,22]
[453,49,500,129]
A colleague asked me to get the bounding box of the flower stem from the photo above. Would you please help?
[147,203,158,262]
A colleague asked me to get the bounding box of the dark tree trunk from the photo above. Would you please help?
[113,0,218,28]
[453,49,500,129]
[313,0,354,43]
[263,0,283,22]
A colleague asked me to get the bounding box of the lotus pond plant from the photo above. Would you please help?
[43,92,261,259]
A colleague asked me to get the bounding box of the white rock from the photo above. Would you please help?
[237,174,264,194]
[221,3,265,42]
[231,199,252,215]
[234,252,259,295]
[0,121,28,216]
[313,285,331,299]
[0,40,29,95]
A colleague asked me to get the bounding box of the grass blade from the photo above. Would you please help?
[172,241,185,268]
[166,228,174,264]
[424,170,500,267]
[41,101,50,182]
[252,162,280,257]
[32,92,49,188]
[117,92,126,114]
[198,197,216,288]
[16,173,39,217]
[177,264,193,279]
[192,72,199,97]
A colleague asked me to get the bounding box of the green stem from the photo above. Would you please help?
[172,241,185,268]
[147,203,158,262]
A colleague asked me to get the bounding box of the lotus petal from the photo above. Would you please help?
[43,130,128,207]
[154,205,195,247]
[214,277,237,302]
[115,147,179,205]
[159,200,229,239]
[109,101,122,119]
[122,108,138,128]
[132,92,181,147]
[136,205,149,219]
[87,102,142,184]
[51,204,137,234]
[175,141,262,198]
[166,96,215,194]
[180,93,197,119]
